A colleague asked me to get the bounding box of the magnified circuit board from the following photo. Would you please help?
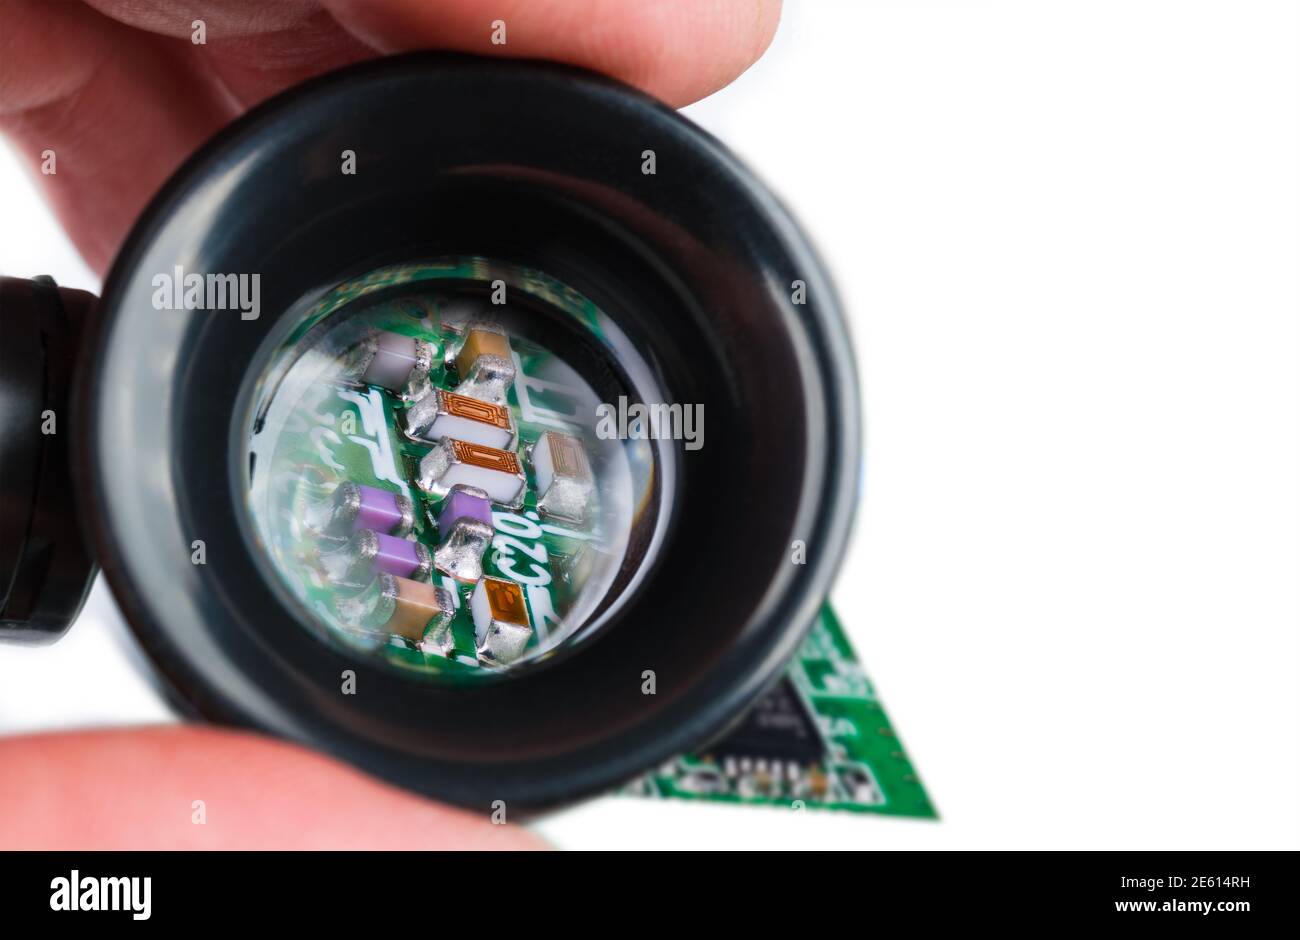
[249,260,646,676]
[627,606,936,818]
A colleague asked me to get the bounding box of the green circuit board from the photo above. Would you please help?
[248,260,649,676]
[255,326,591,671]
[625,605,936,817]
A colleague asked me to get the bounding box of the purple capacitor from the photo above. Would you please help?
[353,484,406,535]
[372,532,424,579]
[438,486,494,539]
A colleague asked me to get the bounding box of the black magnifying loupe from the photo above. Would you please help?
[0,54,859,810]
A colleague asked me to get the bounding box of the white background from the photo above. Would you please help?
[1,0,1297,849]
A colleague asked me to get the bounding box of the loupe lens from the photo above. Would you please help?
[78,54,859,806]
[248,258,665,677]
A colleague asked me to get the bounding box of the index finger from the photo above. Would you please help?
[1,0,781,272]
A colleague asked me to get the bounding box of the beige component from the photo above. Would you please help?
[455,328,512,378]
[387,577,454,642]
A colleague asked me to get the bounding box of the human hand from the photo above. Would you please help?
[0,0,780,272]
[0,0,779,849]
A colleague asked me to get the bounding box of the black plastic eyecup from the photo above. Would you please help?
[78,53,861,810]
[0,276,98,643]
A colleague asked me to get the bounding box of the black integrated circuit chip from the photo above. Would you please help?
[706,676,824,766]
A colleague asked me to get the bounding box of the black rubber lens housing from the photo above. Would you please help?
[74,53,859,809]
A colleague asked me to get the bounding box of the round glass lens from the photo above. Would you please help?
[246,259,663,680]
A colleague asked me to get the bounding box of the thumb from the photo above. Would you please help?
[0,725,548,849]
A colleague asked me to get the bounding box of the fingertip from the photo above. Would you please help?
[0,726,550,850]
[323,0,782,107]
